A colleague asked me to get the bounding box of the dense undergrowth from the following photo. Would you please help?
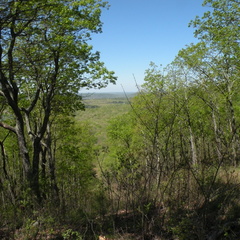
[2,96,240,240]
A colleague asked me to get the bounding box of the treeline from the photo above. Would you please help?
[0,0,240,239]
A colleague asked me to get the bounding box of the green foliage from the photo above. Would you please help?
[108,113,134,148]
[16,218,40,240]
[170,217,198,240]
[55,116,98,209]
[75,97,132,146]
[0,0,117,201]
[62,229,82,240]
[1,0,240,239]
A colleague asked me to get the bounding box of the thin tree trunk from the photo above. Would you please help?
[47,125,59,201]
[211,109,223,162]
[32,137,42,201]
[227,97,239,166]
[189,124,197,165]
[184,92,197,165]
[185,107,198,165]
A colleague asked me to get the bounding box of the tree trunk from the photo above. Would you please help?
[47,124,59,201]
[15,119,32,184]
[211,108,223,162]
[227,97,239,166]
[32,137,42,202]
[189,125,197,165]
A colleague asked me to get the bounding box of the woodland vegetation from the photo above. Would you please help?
[0,0,240,239]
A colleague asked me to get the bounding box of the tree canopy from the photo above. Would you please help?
[0,0,116,200]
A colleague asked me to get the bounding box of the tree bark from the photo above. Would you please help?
[32,137,42,201]
[226,97,239,166]
[15,118,32,184]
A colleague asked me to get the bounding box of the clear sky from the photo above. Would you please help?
[84,0,211,93]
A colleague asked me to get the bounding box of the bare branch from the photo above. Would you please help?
[0,121,16,133]
[26,85,41,113]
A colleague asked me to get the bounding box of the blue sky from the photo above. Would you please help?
[85,0,210,93]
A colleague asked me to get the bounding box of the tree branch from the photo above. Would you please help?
[26,85,41,114]
[0,121,16,133]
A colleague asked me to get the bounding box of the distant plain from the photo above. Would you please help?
[76,92,137,144]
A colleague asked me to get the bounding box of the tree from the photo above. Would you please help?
[0,0,116,201]
[55,117,99,219]
[97,0,240,238]
[177,0,240,166]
